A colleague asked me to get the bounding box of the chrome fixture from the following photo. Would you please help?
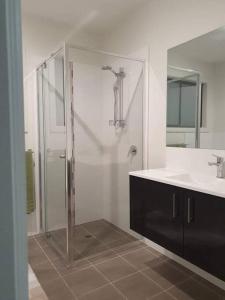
[102,65,126,128]
[128,145,137,156]
[208,154,225,178]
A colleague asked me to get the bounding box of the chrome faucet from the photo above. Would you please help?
[208,154,225,178]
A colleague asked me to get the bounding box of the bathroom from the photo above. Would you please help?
[3,0,225,299]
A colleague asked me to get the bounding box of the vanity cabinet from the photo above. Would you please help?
[183,190,225,280]
[130,175,225,281]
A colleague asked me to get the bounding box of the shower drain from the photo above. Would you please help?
[85,235,92,238]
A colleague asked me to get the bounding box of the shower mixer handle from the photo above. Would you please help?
[128,145,137,156]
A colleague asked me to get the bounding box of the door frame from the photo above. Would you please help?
[0,0,28,299]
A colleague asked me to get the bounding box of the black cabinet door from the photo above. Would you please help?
[183,190,225,281]
[130,176,147,236]
[144,180,183,256]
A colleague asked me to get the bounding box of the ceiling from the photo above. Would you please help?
[169,26,225,64]
[22,0,148,35]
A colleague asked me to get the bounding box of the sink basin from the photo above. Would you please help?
[167,173,215,185]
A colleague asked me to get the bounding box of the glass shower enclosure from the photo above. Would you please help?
[37,44,145,262]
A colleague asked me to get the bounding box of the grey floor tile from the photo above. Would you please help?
[97,229,127,245]
[79,284,124,300]
[122,247,158,270]
[114,272,162,300]
[28,238,39,251]
[146,246,165,258]
[83,222,125,244]
[143,259,189,289]
[166,259,195,277]
[29,286,48,300]
[53,257,91,276]
[87,249,118,265]
[74,236,108,258]
[29,220,225,300]
[64,266,108,297]
[96,257,136,282]
[82,220,111,235]
[29,245,49,267]
[193,274,225,298]
[42,245,60,262]
[42,278,75,300]
[35,235,50,248]
[168,277,221,300]
[109,239,146,255]
[31,261,59,285]
[150,291,176,300]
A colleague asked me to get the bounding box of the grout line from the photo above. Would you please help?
[34,237,79,300]
[117,254,165,291]
[90,263,127,299]
[74,224,129,299]
[75,282,111,299]
[149,290,177,300]
[115,247,195,296]
[32,222,224,300]
[76,224,128,299]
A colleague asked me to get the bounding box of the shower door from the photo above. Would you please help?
[37,48,74,260]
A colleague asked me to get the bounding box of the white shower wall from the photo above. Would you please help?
[102,59,144,232]
[71,50,144,232]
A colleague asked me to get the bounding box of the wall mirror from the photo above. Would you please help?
[167,26,225,149]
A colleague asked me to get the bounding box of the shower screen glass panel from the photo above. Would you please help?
[38,50,67,256]
[68,47,144,251]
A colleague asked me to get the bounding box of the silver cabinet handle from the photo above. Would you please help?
[187,197,193,224]
[59,154,66,159]
[172,193,176,219]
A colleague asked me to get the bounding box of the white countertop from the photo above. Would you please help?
[129,168,225,199]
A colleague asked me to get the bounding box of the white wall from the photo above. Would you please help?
[22,15,70,76]
[22,14,103,76]
[102,0,225,168]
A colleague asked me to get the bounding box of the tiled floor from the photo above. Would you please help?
[29,219,225,299]
[29,265,48,300]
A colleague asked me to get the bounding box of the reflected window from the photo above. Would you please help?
[167,77,204,128]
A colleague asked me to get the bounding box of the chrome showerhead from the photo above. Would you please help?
[101,65,125,78]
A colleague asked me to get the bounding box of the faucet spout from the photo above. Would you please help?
[208,154,225,178]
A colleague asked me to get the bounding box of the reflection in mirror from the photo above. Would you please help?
[167,26,225,150]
